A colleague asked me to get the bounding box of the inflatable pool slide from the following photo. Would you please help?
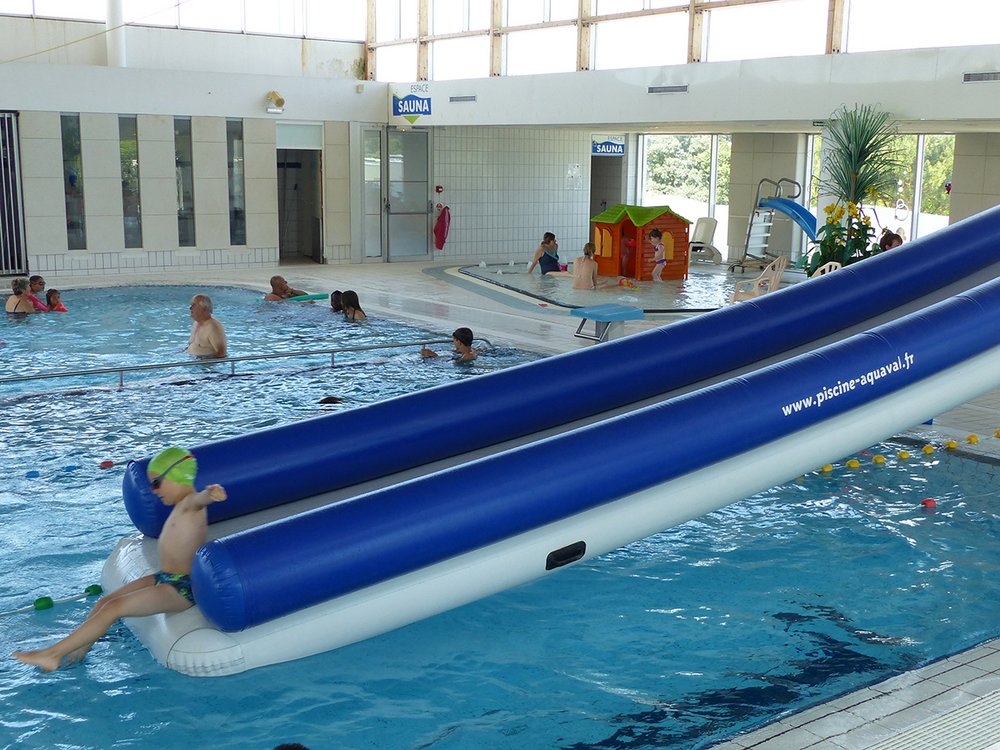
[106,205,1000,676]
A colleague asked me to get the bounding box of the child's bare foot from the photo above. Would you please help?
[13,649,62,672]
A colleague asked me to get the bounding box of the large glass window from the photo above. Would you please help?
[506,0,576,24]
[60,113,86,250]
[593,13,688,70]
[179,0,242,32]
[121,0,178,26]
[846,0,1000,52]
[33,0,104,21]
[431,36,490,80]
[375,0,419,42]
[305,0,365,40]
[505,25,576,76]
[227,119,246,246]
[375,43,418,82]
[0,1,33,14]
[916,135,954,240]
[432,0,490,34]
[119,115,142,249]
[174,117,196,248]
[245,1,299,36]
[705,0,826,62]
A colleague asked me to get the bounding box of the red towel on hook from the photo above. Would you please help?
[434,206,451,250]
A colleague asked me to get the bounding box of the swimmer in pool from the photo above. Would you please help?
[13,447,226,671]
[186,294,227,358]
[264,275,309,301]
[420,327,481,363]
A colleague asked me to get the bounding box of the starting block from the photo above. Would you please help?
[570,304,645,343]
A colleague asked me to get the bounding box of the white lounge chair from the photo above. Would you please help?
[729,254,789,303]
[689,217,724,264]
[810,261,842,278]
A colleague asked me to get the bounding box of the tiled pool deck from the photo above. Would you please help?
[37,259,1000,750]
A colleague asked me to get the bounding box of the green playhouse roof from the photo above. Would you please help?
[590,204,691,226]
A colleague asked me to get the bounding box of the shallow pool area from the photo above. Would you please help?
[3,283,1000,749]
[458,262,781,311]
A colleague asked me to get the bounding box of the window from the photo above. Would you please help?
[506,0,576,24]
[375,0,419,42]
[432,0,491,34]
[431,36,490,80]
[245,0,299,36]
[119,115,142,249]
[227,119,246,246]
[60,113,86,250]
[846,0,1000,52]
[179,0,242,32]
[375,43,418,82]
[916,135,954,240]
[593,13,688,70]
[121,0,178,27]
[706,0,826,62]
[33,0,104,21]
[174,117,196,247]
[505,25,576,76]
[0,1,33,15]
[305,0,366,40]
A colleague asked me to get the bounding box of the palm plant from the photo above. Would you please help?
[805,104,905,275]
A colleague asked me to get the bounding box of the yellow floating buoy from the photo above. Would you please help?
[922,445,935,454]
[873,454,886,464]
[967,434,980,445]
[994,429,1000,439]
[898,450,911,460]
[846,459,860,469]
[821,464,834,473]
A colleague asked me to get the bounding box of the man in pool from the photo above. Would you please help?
[13,447,226,672]
[264,275,309,301]
[186,293,227,359]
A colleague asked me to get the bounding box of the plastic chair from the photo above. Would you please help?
[729,255,789,303]
[810,261,842,278]
[689,217,724,264]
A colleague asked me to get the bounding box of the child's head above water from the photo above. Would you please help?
[147,447,198,490]
[452,327,474,348]
[45,289,61,307]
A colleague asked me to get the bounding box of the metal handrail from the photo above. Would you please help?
[0,337,493,388]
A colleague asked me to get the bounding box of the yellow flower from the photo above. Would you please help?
[823,204,836,216]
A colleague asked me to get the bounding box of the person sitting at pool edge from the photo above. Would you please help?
[421,327,481,362]
[527,232,560,275]
[572,242,601,290]
[187,294,227,359]
[46,289,68,312]
[341,290,366,322]
[264,275,308,301]
[26,275,49,312]
[13,447,227,671]
[5,277,36,314]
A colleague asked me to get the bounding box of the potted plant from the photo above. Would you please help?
[804,104,904,276]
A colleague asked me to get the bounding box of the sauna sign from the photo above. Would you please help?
[393,86,432,124]
[592,135,625,156]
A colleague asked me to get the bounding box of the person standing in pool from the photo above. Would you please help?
[527,232,561,275]
[186,294,227,359]
[264,275,309,301]
[13,447,226,671]
[26,275,50,311]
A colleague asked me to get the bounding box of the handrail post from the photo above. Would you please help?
[119,370,124,389]
[330,353,335,367]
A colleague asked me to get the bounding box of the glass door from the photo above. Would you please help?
[362,127,384,261]
[386,129,430,261]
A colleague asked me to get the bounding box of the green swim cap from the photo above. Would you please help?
[147,446,198,487]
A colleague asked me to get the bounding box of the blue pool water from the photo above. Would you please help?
[2,286,999,749]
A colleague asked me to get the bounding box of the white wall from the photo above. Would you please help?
[431,127,592,262]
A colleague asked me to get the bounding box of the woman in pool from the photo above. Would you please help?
[341,290,366,322]
[45,289,68,312]
[5,277,36,314]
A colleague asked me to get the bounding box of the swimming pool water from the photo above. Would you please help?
[2,286,999,749]
[459,263,754,311]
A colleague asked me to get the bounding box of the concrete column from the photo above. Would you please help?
[106,0,126,67]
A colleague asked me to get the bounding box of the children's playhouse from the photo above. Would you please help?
[591,204,691,281]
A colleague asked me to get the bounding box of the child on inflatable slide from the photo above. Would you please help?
[13,447,226,672]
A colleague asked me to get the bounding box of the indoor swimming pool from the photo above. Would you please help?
[2,286,999,749]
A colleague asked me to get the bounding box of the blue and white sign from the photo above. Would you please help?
[393,94,432,123]
[592,135,625,156]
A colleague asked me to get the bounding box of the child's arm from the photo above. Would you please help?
[189,484,227,509]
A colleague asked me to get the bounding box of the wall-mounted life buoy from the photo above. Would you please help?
[434,205,451,250]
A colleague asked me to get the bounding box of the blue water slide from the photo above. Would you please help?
[193,276,1000,631]
[123,204,1000,538]
[760,197,818,241]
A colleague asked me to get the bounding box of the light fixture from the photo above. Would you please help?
[265,90,285,114]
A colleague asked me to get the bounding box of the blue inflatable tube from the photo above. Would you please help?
[760,197,818,241]
[193,277,1000,632]
[122,204,1000,538]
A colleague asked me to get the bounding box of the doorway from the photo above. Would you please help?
[359,127,431,262]
[0,111,27,275]
[277,148,322,263]
[590,152,626,218]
